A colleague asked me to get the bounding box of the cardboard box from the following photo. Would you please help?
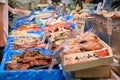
[60,38,113,72]
[74,65,111,78]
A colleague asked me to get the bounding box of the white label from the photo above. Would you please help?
[96,2,102,11]
[48,40,52,55]
[76,21,85,32]
[64,51,98,65]
[63,48,108,65]
[42,32,47,43]
[107,18,112,35]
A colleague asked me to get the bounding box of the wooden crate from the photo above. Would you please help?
[60,38,113,72]
[74,65,111,78]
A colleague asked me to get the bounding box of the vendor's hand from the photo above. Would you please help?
[11,9,19,15]
[12,8,31,16]
[0,21,5,47]
[17,8,31,16]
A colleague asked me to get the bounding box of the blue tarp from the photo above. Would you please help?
[1,38,65,80]
[0,70,65,80]
[0,69,65,80]
[1,9,77,80]
[0,50,65,80]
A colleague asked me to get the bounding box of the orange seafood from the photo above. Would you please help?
[16,24,41,31]
[80,41,103,51]
[43,22,71,32]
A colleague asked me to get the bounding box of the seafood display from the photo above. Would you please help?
[103,11,120,18]
[71,9,91,17]
[80,41,103,51]
[16,23,41,31]
[4,8,114,73]
[6,50,52,70]
[60,33,113,72]
[95,10,120,18]
[11,30,40,37]
[11,30,28,36]
[11,37,47,50]
[51,32,104,55]
[42,22,71,33]
[46,30,71,42]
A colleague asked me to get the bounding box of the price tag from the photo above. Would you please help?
[76,21,85,32]
[76,17,86,32]
[48,39,52,55]
[107,18,112,35]
[96,2,102,12]
[42,32,47,43]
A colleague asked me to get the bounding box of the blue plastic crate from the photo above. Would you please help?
[0,50,65,80]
